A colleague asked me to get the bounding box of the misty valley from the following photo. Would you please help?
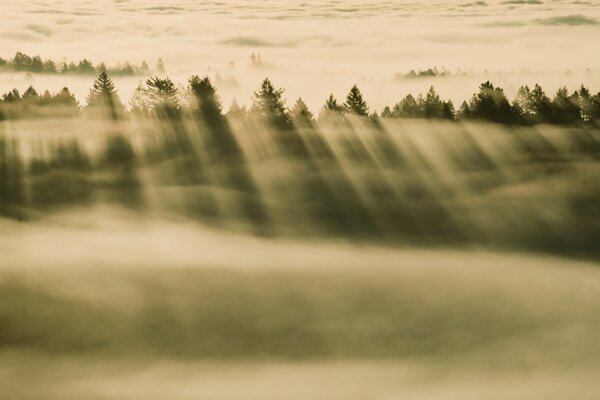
[0,72,599,399]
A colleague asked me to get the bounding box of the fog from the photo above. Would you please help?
[2,1,600,398]
[2,0,600,110]
[1,111,600,398]
[2,215,600,399]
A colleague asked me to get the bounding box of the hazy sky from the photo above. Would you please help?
[1,0,600,110]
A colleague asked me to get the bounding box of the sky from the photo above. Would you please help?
[1,0,600,111]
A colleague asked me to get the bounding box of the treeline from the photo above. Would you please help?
[394,67,453,80]
[1,71,600,127]
[0,52,164,76]
[382,82,600,126]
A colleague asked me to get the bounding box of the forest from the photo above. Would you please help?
[0,51,160,76]
[1,71,599,259]
[0,69,599,126]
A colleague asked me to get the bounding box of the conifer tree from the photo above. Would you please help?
[344,85,369,116]
[188,75,222,115]
[291,97,314,126]
[252,78,292,129]
[86,71,124,119]
[324,94,344,113]
[135,76,179,112]
[423,86,444,118]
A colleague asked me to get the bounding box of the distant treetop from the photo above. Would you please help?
[0,51,161,76]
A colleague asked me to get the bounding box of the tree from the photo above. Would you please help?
[551,87,580,124]
[291,97,314,126]
[530,84,553,123]
[43,59,57,73]
[324,94,343,113]
[393,94,421,118]
[466,81,516,124]
[22,86,39,99]
[318,94,344,120]
[143,76,179,110]
[85,71,125,119]
[579,85,593,122]
[30,56,44,73]
[381,106,393,118]
[188,75,222,113]
[422,86,444,118]
[77,59,96,74]
[514,84,553,124]
[441,100,456,120]
[54,87,79,108]
[344,85,369,116]
[252,78,292,129]
[12,52,32,71]
[2,89,21,103]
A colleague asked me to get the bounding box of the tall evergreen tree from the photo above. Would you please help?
[252,78,292,130]
[131,76,179,113]
[344,85,369,117]
[441,100,456,120]
[291,97,314,126]
[466,81,515,124]
[579,85,593,122]
[22,86,39,99]
[551,87,580,124]
[422,86,444,118]
[188,75,222,117]
[393,94,422,118]
[324,94,344,113]
[86,71,124,119]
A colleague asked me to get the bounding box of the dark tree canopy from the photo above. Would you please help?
[291,97,314,126]
[252,78,292,130]
[344,85,369,117]
[131,76,179,113]
[188,75,222,118]
[85,71,124,119]
[465,81,516,124]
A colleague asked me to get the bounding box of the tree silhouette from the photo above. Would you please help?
[325,94,343,113]
[344,85,369,117]
[551,87,581,124]
[22,86,39,99]
[466,81,516,124]
[442,100,456,120]
[252,78,292,130]
[86,71,124,119]
[579,85,593,122]
[422,86,444,118]
[318,94,344,120]
[2,89,21,103]
[131,76,179,113]
[291,97,314,126]
[514,84,553,124]
[394,94,421,118]
[188,75,222,117]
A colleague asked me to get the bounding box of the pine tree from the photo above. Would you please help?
[188,75,222,114]
[441,100,456,120]
[394,94,421,118]
[344,85,369,116]
[579,85,593,122]
[381,106,393,118]
[252,78,292,129]
[143,76,179,110]
[291,97,314,126]
[86,71,124,118]
[423,86,444,118]
[22,86,39,99]
[325,94,344,112]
